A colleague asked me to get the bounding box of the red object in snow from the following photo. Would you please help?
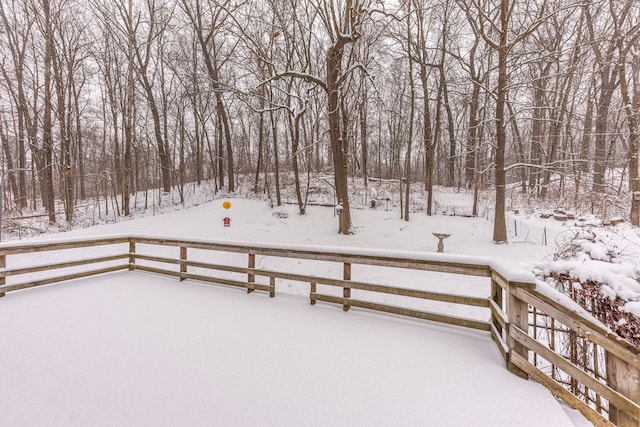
[223,217,231,227]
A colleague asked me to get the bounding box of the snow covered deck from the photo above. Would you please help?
[0,271,585,426]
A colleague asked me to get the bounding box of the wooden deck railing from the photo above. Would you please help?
[1,235,638,426]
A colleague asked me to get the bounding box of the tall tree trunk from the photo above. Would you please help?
[212,48,234,192]
[327,43,351,234]
[216,110,225,190]
[182,0,235,193]
[585,4,619,192]
[464,36,482,190]
[42,0,56,223]
[443,79,456,188]
[53,53,73,222]
[415,4,435,214]
[507,100,527,193]
[194,104,204,186]
[621,46,640,224]
[592,76,616,192]
[493,0,508,243]
[0,120,19,206]
[73,76,86,200]
[269,105,281,206]
[360,93,369,188]
[122,0,134,215]
[178,106,186,204]
[0,3,29,209]
[254,79,265,193]
[215,91,235,192]
[140,78,171,193]
[290,107,305,214]
[404,1,415,221]
[529,72,547,195]
[542,60,574,199]
[581,86,594,173]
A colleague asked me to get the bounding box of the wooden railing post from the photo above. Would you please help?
[269,275,275,298]
[310,281,317,305]
[128,239,136,271]
[491,276,503,336]
[606,351,640,426]
[506,283,530,380]
[247,251,255,293]
[0,252,5,297]
[179,247,187,281]
[343,262,351,312]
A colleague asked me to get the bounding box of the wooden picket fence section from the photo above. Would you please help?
[0,235,638,426]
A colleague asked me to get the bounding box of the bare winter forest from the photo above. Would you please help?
[0,0,639,239]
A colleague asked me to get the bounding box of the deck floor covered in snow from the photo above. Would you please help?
[0,271,587,426]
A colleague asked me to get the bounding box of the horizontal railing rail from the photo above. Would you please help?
[0,234,637,426]
[0,237,131,295]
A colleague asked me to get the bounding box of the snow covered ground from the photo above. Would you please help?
[27,197,563,263]
[1,198,595,425]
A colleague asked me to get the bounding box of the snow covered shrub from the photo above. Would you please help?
[272,210,289,219]
[543,272,640,348]
[537,228,640,348]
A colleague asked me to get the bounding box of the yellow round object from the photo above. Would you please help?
[222,201,232,210]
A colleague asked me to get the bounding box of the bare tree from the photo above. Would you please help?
[128,0,174,196]
[412,0,437,215]
[608,0,640,224]
[458,0,547,243]
[403,0,415,221]
[179,0,236,193]
[37,0,56,223]
[0,0,33,209]
[258,0,378,233]
[50,1,91,221]
[321,0,371,233]
[584,0,639,193]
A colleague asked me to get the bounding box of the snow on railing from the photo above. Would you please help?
[0,235,638,426]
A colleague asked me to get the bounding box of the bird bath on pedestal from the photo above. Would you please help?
[432,233,451,253]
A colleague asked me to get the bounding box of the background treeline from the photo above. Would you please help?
[0,0,638,239]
